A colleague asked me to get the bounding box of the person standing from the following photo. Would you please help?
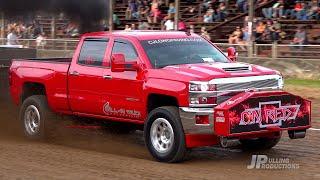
[7,28,19,46]
[291,27,307,50]
[164,17,174,30]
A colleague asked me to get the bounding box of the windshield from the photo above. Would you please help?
[141,38,229,68]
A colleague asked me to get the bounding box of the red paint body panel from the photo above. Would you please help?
[10,60,70,112]
[185,134,219,148]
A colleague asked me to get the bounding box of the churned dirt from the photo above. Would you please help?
[0,86,319,180]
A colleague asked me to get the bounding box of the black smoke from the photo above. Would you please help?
[0,0,109,33]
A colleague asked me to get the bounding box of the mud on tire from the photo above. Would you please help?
[144,106,187,163]
[19,95,57,140]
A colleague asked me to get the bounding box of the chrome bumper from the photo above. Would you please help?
[179,107,214,134]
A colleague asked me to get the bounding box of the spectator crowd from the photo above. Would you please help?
[227,0,319,47]
[2,0,320,47]
[2,17,81,47]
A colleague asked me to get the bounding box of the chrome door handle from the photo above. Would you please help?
[70,71,80,76]
[103,75,112,79]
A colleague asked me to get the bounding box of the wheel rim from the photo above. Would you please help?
[24,105,41,135]
[150,118,174,154]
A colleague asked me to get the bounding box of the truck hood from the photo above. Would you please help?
[148,62,278,82]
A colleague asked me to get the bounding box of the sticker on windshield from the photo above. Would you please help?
[147,38,203,45]
[202,58,214,62]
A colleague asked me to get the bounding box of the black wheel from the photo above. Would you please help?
[144,106,187,163]
[240,135,281,151]
[19,95,56,140]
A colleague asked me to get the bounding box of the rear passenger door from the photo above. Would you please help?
[68,38,110,115]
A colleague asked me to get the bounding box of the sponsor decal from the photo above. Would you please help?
[103,102,141,119]
[147,38,203,45]
[239,101,300,128]
[226,96,244,105]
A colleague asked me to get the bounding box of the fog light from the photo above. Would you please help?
[195,115,210,125]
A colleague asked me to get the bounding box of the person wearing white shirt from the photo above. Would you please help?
[7,28,19,45]
[164,18,174,31]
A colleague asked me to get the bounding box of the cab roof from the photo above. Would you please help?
[82,30,201,40]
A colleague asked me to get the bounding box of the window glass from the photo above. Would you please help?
[78,39,108,66]
[140,38,229,68]
[112,40,138,61]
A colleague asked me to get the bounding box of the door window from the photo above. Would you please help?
[112,40,138,61]
[78,39,108,66]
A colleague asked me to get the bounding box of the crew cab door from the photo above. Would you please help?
[68,38,110,115]
[101,38,145,121]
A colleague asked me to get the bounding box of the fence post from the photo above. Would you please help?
[272,42,277,59]
[247,0,254,58]
[27,40,30,48]
[174,0,180,30]
[253,42,257,56]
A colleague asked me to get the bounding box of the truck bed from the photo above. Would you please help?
[14,57,72,63]
[10,58,71,111]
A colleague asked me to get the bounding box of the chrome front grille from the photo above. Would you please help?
[189,75,282,107]
[216,78,280,104]
[217,79,279,92]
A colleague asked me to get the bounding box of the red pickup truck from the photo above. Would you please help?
[9,31,311,162]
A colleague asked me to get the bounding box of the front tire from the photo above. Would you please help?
[20,95,56,140]
[144,106,187,163]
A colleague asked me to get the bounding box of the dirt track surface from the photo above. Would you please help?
[0,86,319,180]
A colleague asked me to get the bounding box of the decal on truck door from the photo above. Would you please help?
[103,102,141,119]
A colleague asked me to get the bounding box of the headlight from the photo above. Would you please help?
[190,97,217,107]
[189,82,216,92]
[189,81,217,107]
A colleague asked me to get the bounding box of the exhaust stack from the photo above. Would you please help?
[288,130,306,139]
[220,137,239,148]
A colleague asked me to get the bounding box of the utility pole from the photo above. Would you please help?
[0,12,4,41]
[51,16,56,39]
[174,0,180,30]
[248,0,254,57]
[109,0,113,32]
[51,16,56,49]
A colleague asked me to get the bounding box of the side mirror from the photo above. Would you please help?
[111,54,126,72]
[227,47,237,62]
[111,54,141,72]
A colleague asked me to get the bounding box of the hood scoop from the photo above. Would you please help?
[222,66,251,72]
